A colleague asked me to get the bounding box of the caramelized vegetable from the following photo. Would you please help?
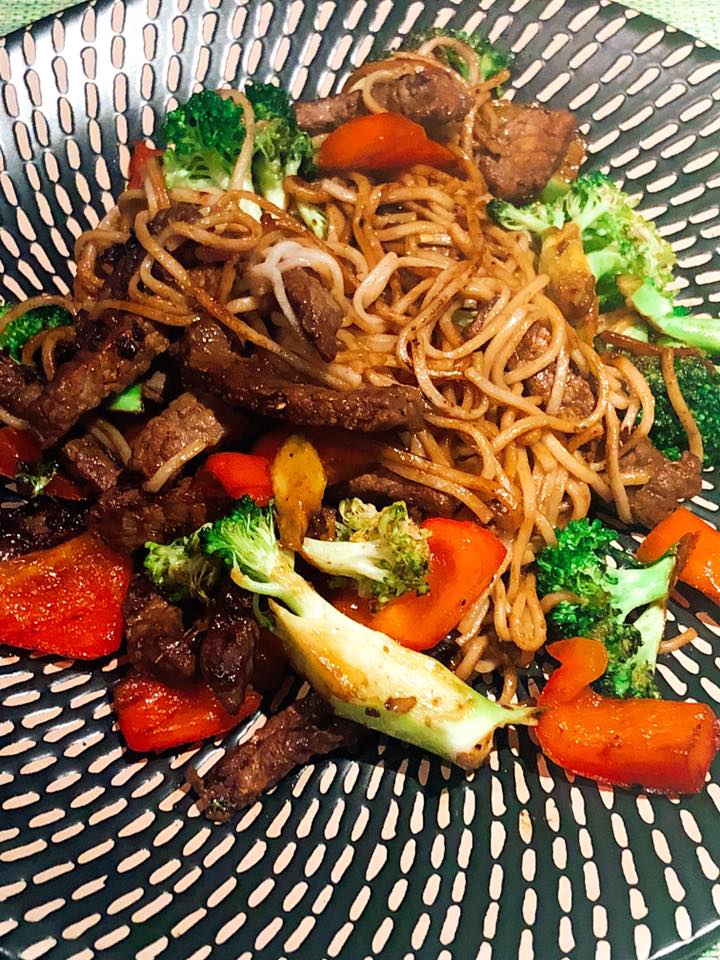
[539,222,598,343]
[114,673,260,752]
[537,637,719,794]
[271,435,327,549]
[0,532,132,658]
[253,426,380,484]
[638,506,720,606]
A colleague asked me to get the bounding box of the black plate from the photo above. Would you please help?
[1,2,720,958]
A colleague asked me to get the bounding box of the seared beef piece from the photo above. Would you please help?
[476,101,578,202]
[283,268,344,362]
[342,471,457,518]
[123,575,197,686]
[181,320,424,433]
[62,435,121,493]
[27,312,170,448]
[90,470,232,554]
[128,391,227,481]
[0,353,42,422]
[199,583,259,714]
[196,694,360,821]
[621,439,702,528]
[96,236,145,299]
[294,68,471,135]
[513,323,595,419]
[0,499,87,561]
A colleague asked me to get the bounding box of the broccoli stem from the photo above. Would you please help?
[632,280,720,353]
[606,555,676,620]
[229,564,535,767]
[301,537,390,584]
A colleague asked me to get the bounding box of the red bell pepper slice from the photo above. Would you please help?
[252,426,380,485]
[334,518,506,651]
[114,673,261,753]
[637,507,720,606]
[318,113,456,173]
[204,452,273,505]
[128,141,163,189]
[0,532,132,659]
[537,637,720,795]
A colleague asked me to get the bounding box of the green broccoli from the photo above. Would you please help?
[159,90,251,192]
[301,498,430,605]
[536,518,677,698]
[201,497,535,768]
[144,527,224,603]
[0,303,73,363]
[15,457,58,498]
[627,352,720,467]
[399,27,511,85]
[631,279,720,354]
[106,381,144,413]
[489,172,676,311]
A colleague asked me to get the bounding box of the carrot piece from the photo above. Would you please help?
[114,673,260,753]
[128,141,163,189]
[318,113,455,173]
[637,506,720,606]
[204,452,273,505]
[0,427,41,478]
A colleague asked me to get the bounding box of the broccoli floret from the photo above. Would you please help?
[489,172,676,312]
[159,90,249,192]
[15,457,58,498]
[0,304,73,363]
[144,527,223,603]
[106,381,144,413]
[536,518,677,698]
[246,82,314,207]
[631,279,720,354]
[301,498,430,605]
[200,497,535,768]
[399,27,511,84]
[628,352,720,467]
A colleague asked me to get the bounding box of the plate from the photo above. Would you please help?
[1,1,720,958]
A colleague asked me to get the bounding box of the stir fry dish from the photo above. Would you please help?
[2,28,719,819]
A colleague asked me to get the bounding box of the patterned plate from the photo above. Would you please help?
[1,1,720,958]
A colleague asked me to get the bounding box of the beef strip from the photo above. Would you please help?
[199,583,259,714]
[0,353,42,422]
[513,322,595,419]
[128,391,227,481]
[62,435,122,493]
[27,312,170,448]
[283,267,344,362]
[90,470,232,554]
[196,693,360,821]
[295,68,471,136]
[181,320,424,433]
[476,101,578,202]
[341,471,457,518]
[621,439,702,528]
[122,574,197,686]
[0,499,87,561]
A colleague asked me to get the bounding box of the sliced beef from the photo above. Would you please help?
[128,391,227,482]
[621,439,702,528]
[514,322,595,419]
[62,435,121,493]
[477,101,578,202]
[122,575,197,686]
[0,353,42,423]
[342,471,457,518]
[196,693,360,821]
[27,312,170,448]
[0,499,87,561]
[295,68,471,136]
[96,236,145,300]
[181,320,424,433]
[284,268,344,363]
[199,583,259,714]
[90,470,232,554]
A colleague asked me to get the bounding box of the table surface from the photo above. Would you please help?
[0,1,718,958]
